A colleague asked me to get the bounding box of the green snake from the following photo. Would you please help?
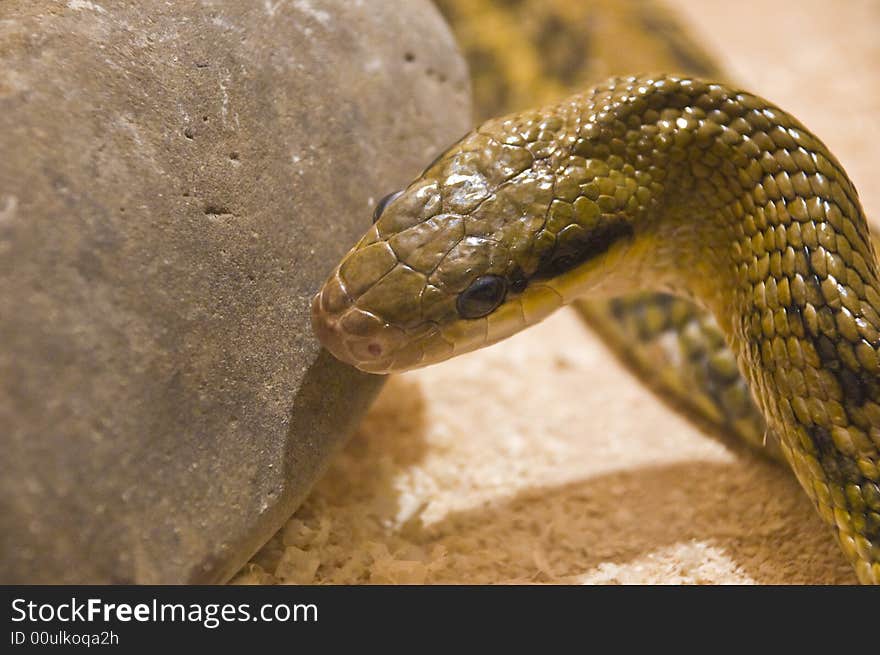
[312,73,880,584]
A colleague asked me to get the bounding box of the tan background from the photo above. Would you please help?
[238,0,880,584]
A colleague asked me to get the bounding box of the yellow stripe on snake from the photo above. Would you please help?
[312,74,880,584]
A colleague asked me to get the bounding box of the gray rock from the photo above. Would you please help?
[0,0,471,583]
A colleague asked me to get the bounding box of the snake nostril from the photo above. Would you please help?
[367,342,383,357]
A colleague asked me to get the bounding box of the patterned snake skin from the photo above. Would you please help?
[310,2,880,583]
[436,0,782,461]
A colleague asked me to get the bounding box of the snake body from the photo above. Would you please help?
[436,0,782,461]
[313,74,880,584]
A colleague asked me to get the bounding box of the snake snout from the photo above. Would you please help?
[310,291,405,373]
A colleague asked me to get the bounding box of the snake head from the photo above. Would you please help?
[312,110,638,373]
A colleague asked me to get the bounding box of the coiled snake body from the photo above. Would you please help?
[312,74,880,584]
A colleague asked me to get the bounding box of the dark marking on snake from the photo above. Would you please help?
[373,190,404,223]
[536,13,588,87]
[509,267,528,293]
[534,219,633,280]
[799,245,872,408]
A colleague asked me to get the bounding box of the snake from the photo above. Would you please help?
[434,0,778,460]
[311,72,880,584]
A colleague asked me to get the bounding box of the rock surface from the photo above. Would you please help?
[0,0,471,583]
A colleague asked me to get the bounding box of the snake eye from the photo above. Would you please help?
[457,275,508,319]
[372,190,403,223]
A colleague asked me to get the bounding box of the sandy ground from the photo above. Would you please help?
[238,0,880,584]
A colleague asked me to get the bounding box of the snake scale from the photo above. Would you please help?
[311,1,880,584]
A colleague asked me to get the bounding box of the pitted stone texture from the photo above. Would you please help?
[0,0,471,583]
